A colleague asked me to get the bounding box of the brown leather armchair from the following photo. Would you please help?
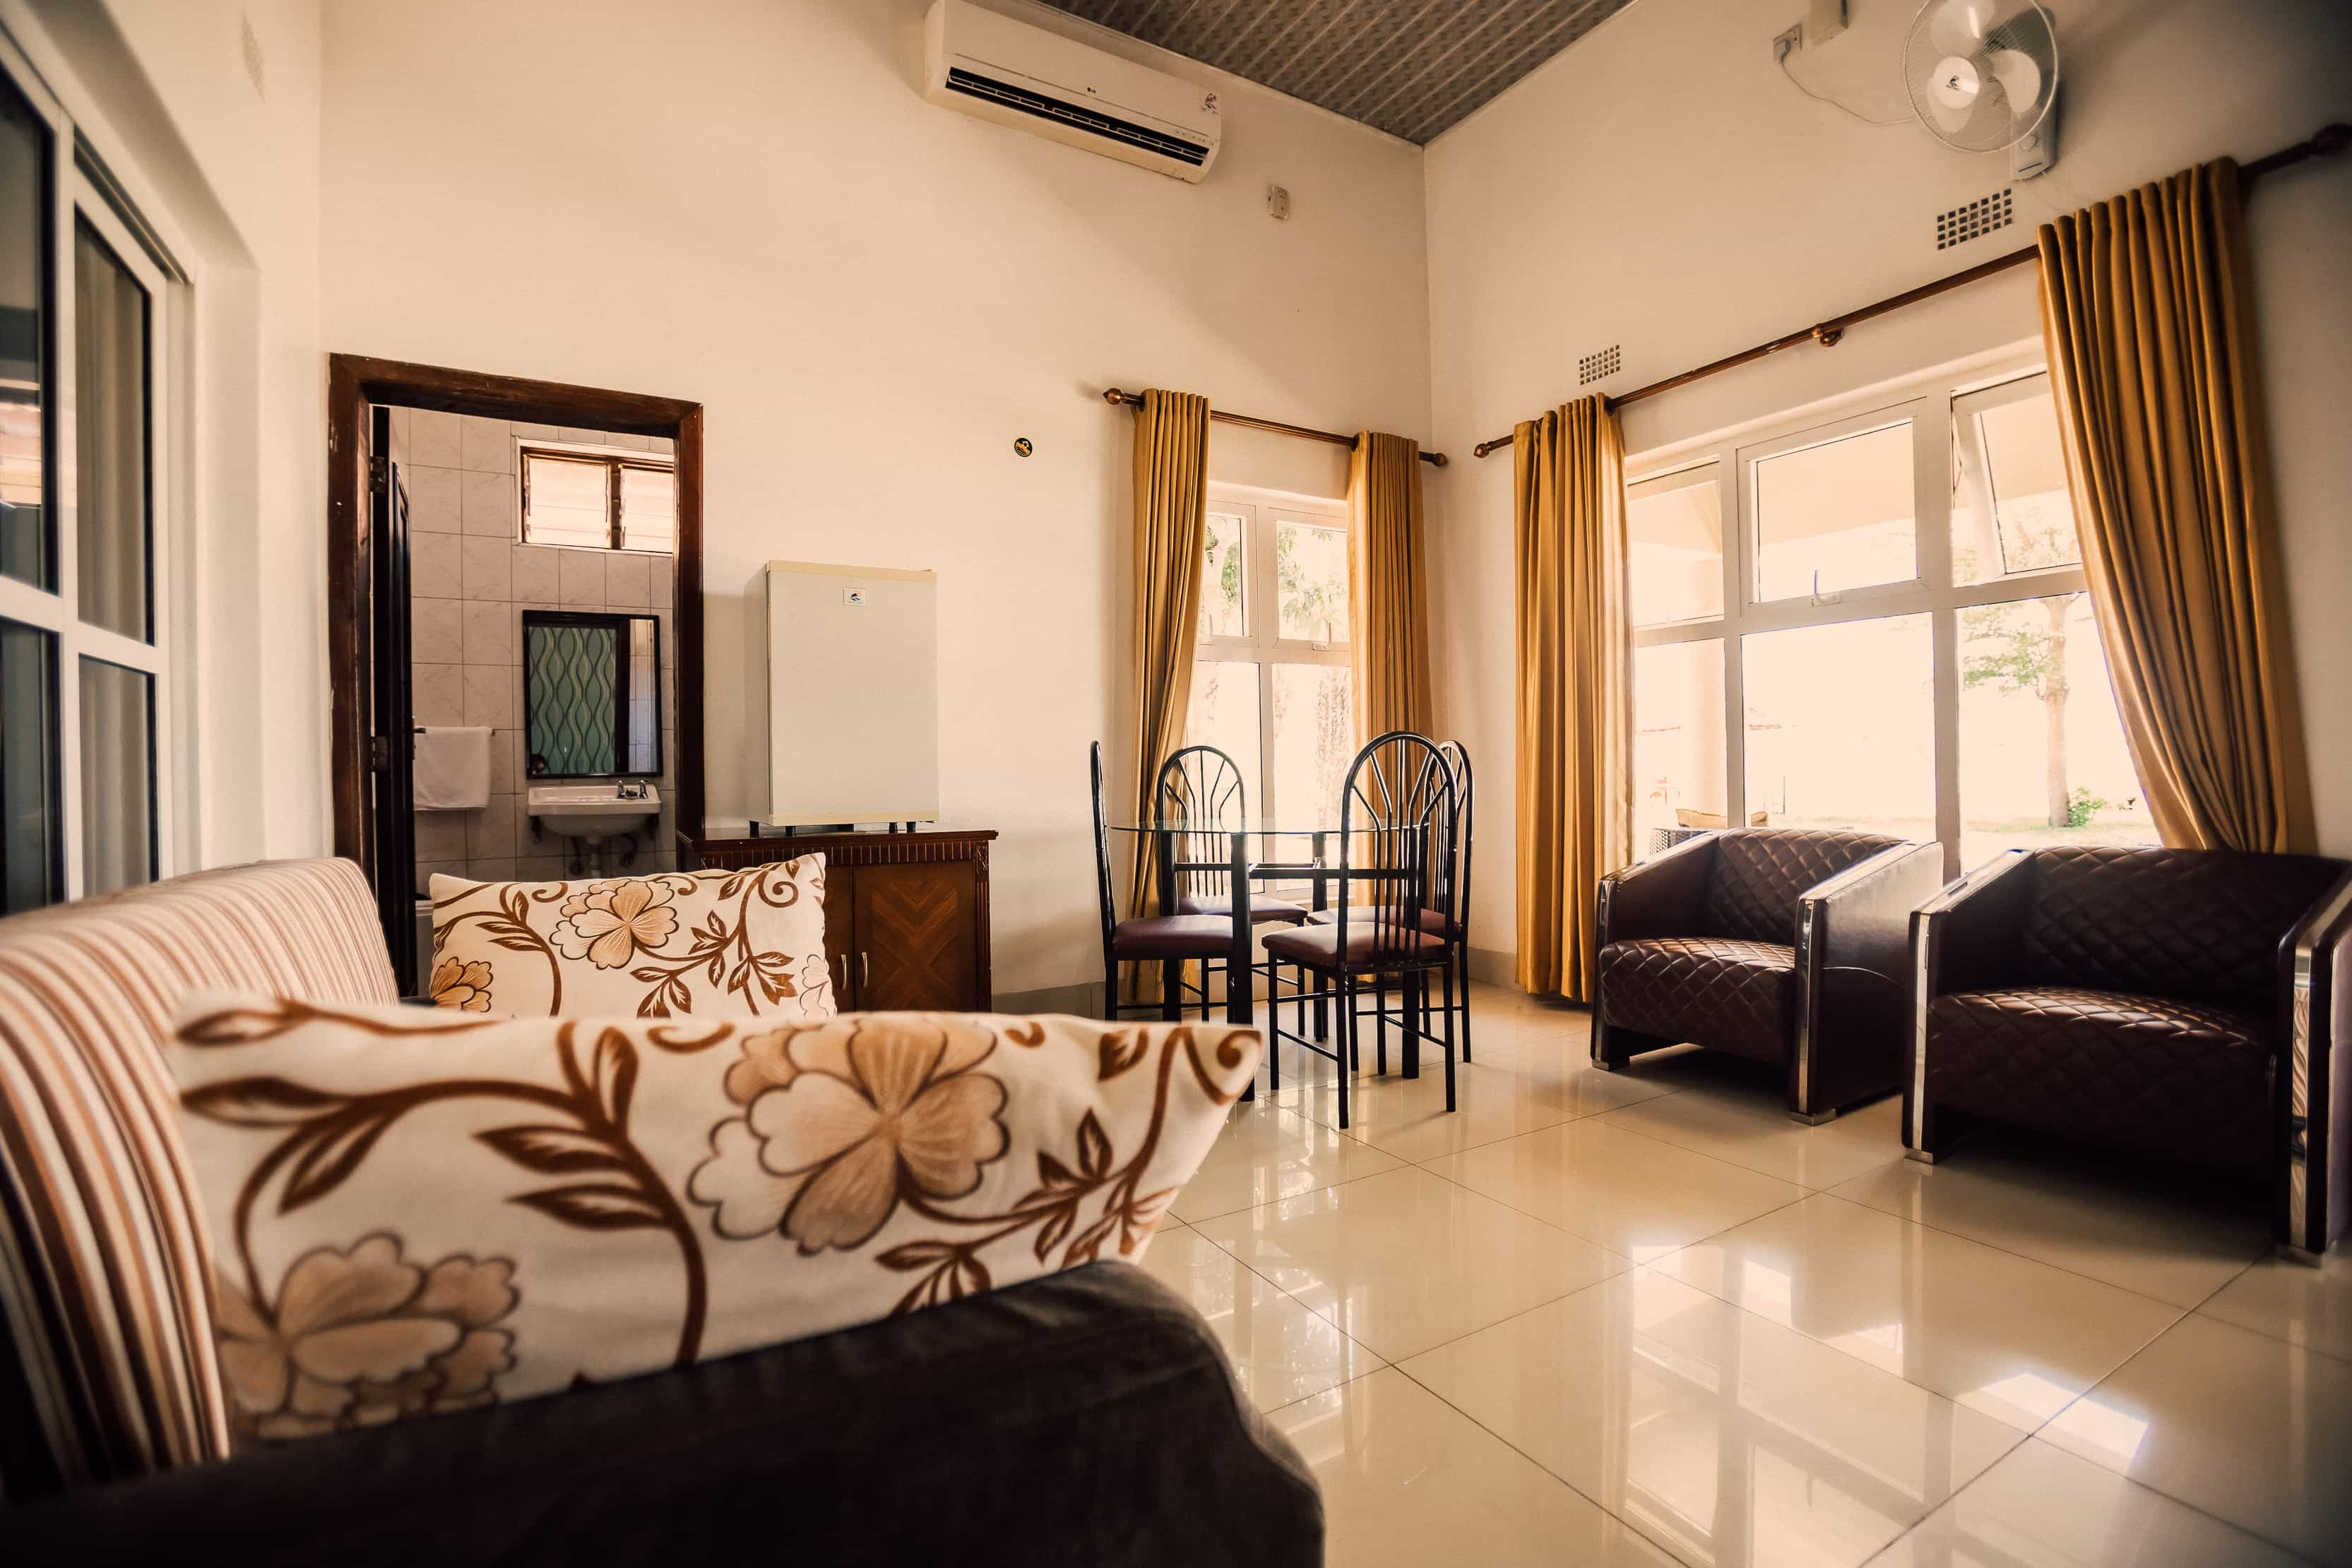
[1906,845,2352,1259]
[1593,828,1946,1122]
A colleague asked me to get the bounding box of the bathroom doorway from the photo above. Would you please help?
[325,356,706,994]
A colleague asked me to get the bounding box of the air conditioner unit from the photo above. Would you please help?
[922,0,1222,184]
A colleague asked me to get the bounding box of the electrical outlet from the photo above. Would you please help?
[1774,23,1802,61]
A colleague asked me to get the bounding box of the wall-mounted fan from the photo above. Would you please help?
[1902,0,2060,177]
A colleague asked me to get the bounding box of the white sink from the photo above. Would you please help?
[526,783,660,844]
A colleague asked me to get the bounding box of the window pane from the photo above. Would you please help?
[1743,614,1934,839]
[0,78,47,589]
[1,619,58,911]
[1628,468,1723,626]
[1198,511,1245,640]
[74,220,150,640]
[522,453,610,550]
[1633,639,1726,857]
[1269,663,1352,826]
[78,655,153,896]
[1959,592,2154,868]
[1274,518,1348,643]
[1753,422,1916,602]
[618,463,675,554]
[1952,386,2079,585]
[1183,660,1261,805]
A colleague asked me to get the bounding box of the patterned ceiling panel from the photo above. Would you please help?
[1038,0,1637,145]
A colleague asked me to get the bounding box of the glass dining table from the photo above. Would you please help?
[1103,820,1435,1071]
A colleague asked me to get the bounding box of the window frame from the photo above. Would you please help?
[1192,482,1353,832]
[1628,360,2095,878]
[0,32,179,905]
[518,439,677,554]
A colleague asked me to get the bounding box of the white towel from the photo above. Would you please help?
[413,726,493,810]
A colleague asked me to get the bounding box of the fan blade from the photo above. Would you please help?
[1927,0,1999,56]
[1986,49,2045,117]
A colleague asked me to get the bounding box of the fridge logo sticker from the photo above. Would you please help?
[843,588,868,607]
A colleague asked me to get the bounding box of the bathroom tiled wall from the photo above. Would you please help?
[392,406,678,892]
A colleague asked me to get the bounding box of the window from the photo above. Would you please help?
[1628,368,2154,874]
[0,48,178,913]
[519,441,675,553]
[1184,486,1354,833]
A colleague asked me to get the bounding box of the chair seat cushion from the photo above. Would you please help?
[1926,986,2274,1173]
[1261,922,1447,969]
[1599,936,1794,1063]
[1303,905,1451,937]
[1112,914,1242,958]
[1178,892,1311,925]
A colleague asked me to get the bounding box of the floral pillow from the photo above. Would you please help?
[167,994,1260,1443]
[428,860,833,1021]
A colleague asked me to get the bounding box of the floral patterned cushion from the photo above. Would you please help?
[428,860,833,1021]
[166,994,1260,1444]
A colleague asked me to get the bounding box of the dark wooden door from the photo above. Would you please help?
[366,405,417,994]
[852,860,979,1011]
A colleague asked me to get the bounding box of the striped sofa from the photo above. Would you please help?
[0,860,397,1495]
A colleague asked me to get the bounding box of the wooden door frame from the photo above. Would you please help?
[325,353,706,881]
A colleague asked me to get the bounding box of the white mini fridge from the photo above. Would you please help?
[762,561,939,827]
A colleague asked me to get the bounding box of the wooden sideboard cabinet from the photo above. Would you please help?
[683,828,996,1012]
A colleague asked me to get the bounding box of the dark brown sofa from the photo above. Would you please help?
[1593,828,1947,1121]
[1905,845,2352,1259]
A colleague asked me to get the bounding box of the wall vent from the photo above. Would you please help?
[1937,188,2012,251]
[1578,343,1621,386]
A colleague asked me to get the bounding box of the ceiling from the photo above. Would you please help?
[1038,0,1638,145]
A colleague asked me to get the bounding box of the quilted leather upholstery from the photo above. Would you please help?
[1928,985,2273,1173]
[1598,937,1794,1062]
[2017,847,2344,1009]
[1702,830,1902,944]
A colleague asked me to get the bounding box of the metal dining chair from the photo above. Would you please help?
[1090,742,1237,1021]
[1262,732,1460,1128]
[1154,744,1312,1028]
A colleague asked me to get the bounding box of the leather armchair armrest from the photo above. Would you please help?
[2279,867,2352,1259]
[1595,833,1716,950]
[1904,850,2033,1153]
[1793,842,1947,1117]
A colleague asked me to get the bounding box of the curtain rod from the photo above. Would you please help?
[1102,388,1449,466]
[1471,121,2349,460]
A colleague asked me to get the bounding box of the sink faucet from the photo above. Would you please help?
[617,780,648,800]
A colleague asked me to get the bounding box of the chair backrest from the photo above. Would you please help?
[0,859,398,1497]
[1439,740,1474,941]
[1336,732,1456,967]
[1154,744,1247,908]
[2017,845,2348,1009]
[1701,828,1903,944]
[1089,742,1119,960]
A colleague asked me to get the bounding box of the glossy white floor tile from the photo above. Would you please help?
[1647,1194,2184,1430]
[1863,1435,2315,1567]
[1402,1270,2024,1568]
[2199,1250,2352,1362]
[1274,1053,1670,1162]
[1593,1073,1908,1189]
[1829,1134,2269,1307]
[1134,1221,1383,1410]
[1269,1370,1681,1568]
[2040,1312,2352,1563]
[1193,1164,1627,1360]
[1165,1101,1406,1223]
[1428,1117,1806,1261]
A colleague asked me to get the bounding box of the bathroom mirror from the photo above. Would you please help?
[522,610,663,779]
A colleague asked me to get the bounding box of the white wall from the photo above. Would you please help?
[316,0,1430,997]
[1423,0,2352,956]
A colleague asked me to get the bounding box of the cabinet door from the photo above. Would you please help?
[851,861,978,1011]
[819,862,856,1007]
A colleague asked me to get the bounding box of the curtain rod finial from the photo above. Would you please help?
[1103,388,1136,407]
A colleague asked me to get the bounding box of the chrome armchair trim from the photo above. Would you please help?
[1908,910,1936,1151]
[2283,868,2352,1256]
[1794,901,1819,1110]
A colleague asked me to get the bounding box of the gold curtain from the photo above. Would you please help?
[1513,396,1632,1000]
[1127,389,1212,938]
[1348,432,1435,742]
[2037,159,2314,853]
